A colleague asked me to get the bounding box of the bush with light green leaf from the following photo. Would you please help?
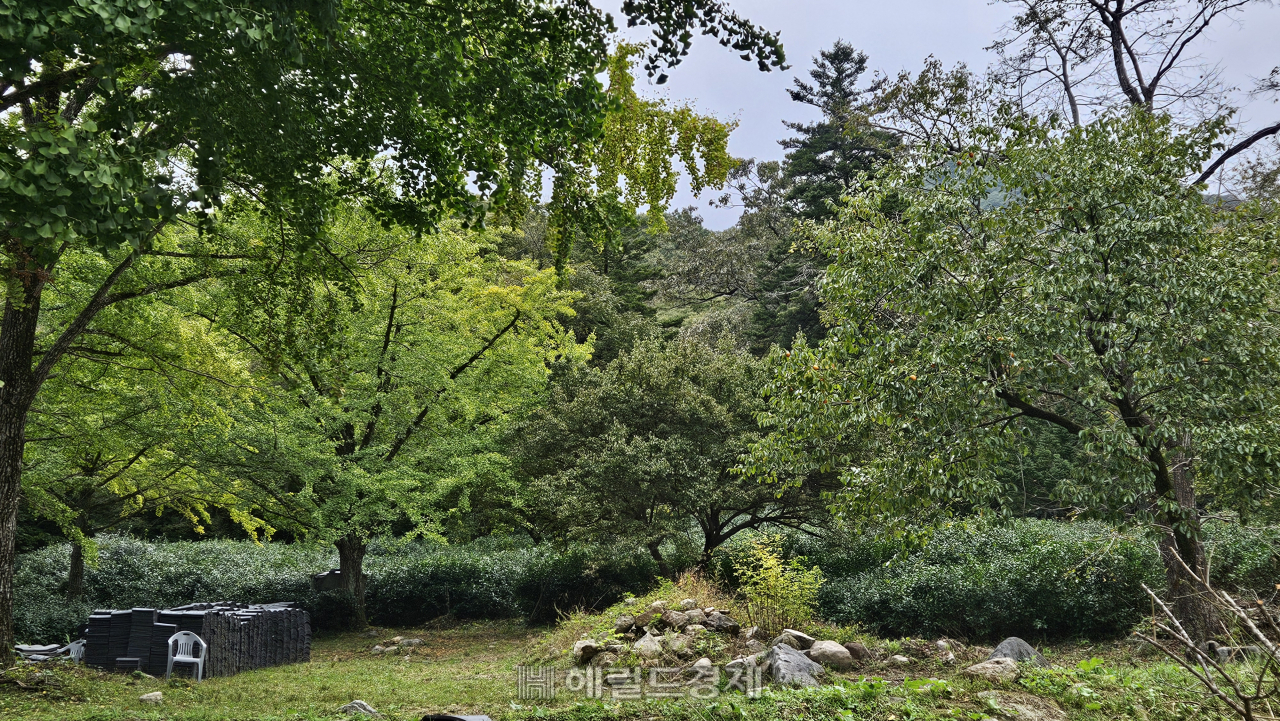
[733,535,824,637]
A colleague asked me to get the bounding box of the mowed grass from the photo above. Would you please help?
[2,620,537,721]
[0,616,1254,721]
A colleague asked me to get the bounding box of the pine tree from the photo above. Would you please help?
[780,41,897,220]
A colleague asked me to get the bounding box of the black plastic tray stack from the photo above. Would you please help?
[82,602,310,679]
[84,612,112,668]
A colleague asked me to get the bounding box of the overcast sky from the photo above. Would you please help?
[601,0,1280,229]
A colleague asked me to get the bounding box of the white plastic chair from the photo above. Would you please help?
[166,631,207,682]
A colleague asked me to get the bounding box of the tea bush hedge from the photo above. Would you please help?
[712,519,1279,640]
[14,536,657,643]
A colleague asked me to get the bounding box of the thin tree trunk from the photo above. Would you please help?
[646,540,672,579]
[68,541,85,600]
[335,535,368,629]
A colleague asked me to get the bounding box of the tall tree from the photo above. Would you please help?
[780,40,896,221]
[745,110,1280,641]
[0,0,782,660]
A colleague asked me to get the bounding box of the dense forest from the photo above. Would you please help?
[4,2,1280,719]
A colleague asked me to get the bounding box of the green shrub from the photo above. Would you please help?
[734,535,824,637]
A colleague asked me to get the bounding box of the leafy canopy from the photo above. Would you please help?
[746,110,1280,535]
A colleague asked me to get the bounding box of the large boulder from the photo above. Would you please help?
[633,611,658,630]
[634,632,663,659]
[806,640,853,672]
[573,640,601,665]
[680,599,699,610]
[963,657,1019,682]
[989,637,1049,667]
[704,612,741,635]
[660,610,690,630]
[684,609,707,625]
[765,643,824,687]
[614,615,635,634]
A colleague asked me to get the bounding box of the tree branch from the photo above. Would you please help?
[1193,120,1280,186]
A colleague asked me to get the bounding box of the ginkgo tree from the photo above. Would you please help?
[185,203,589,627]
[746,110,1280,641]
[21,274,263,598]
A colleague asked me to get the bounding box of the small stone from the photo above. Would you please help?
[680,598,698,610]
[684,609,706,625]
[704,611,741,635]
[635,632,663,659]
[685,624,706,634]
[963,657,1020,682]
[781,629,815,648]
[634,611,658,629]
[573,640,601,665]
[745,639,766,655]
[400,638,423,647]
[975,691,1067,721]
[390,636,404,643]
[935,640,951,652]
[361,630,379,638]
[624,596,638,605]
[665,634,692,657]
[650,601,667,613]
[941,651,956,664]
[806,640,854,671]
[614,615,635,634]
[383,645,398,654]
[370,645,385,654]
[770,629,815,650]
[693,656,713,669]
[339,700,383,717]
[139,691,163,704]
[740,626,759,641]
[660,610,690,630]
[591,652,618,667]
[889,654,912,666]
[843,642,873,661]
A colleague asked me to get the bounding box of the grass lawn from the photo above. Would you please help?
[1,617,1248,721]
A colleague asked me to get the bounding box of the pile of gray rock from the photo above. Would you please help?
[728,628,875,688]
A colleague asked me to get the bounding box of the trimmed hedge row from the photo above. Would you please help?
[712,519,1280,641]
[14,536,657,643]
[17,520,1278,644]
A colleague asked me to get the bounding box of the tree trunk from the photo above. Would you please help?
[68,541,85,600]
[1158,446,1216,643]
[335,535,368,629]
[646,540,672,579]
[0,279,45,666]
